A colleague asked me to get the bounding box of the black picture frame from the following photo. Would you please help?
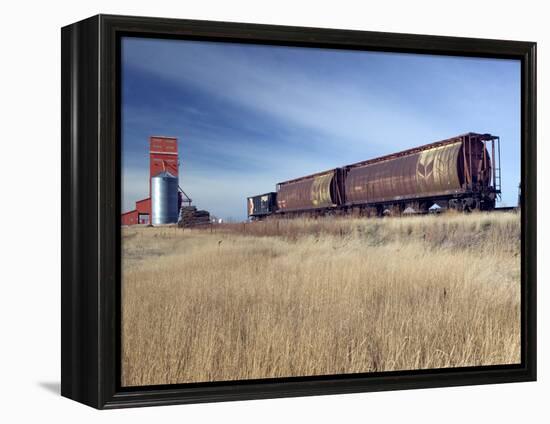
[61,14,537,409]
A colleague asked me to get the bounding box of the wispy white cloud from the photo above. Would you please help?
[122,39,450,154]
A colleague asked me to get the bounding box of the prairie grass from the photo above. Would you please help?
[121,212,521,386]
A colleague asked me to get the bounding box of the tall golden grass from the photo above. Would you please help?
[121,212,521,386]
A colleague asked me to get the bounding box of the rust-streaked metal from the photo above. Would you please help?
[311,173,333,207]
[348,132,496,169]
[263,132,497,214]
[345,134,494,205]
[417,142,463,194]
[463,134,492,187]
[277,170,336,211]
[346,142,464,204]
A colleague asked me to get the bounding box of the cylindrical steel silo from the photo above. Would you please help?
[151,171,179,225]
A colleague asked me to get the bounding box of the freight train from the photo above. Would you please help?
[247,133,502,219]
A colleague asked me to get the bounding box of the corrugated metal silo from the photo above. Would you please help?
[151,171,179,225]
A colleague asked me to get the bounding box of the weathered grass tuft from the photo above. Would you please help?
[121,212,520,386]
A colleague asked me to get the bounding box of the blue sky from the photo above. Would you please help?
[121,37,521,220]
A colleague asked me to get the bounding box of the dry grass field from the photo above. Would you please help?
[121,212,521,386]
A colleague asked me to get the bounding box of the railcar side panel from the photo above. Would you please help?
[277,170,336,212]
[345,141,465,204]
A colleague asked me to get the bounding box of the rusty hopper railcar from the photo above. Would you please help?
[344,133,500,213]
[275,168,346,214]
[246,132,501,218]
[247,192,277,219]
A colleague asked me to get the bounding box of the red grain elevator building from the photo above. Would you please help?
[150,136,178,194]
[121,136,180,226]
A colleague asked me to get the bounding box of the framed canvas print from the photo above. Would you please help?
[61,14,536,409]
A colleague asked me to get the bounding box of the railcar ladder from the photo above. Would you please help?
[494,137,502,200]
[495,166,502,199]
